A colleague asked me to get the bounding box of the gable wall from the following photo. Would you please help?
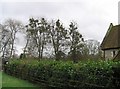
[104,49,119,60]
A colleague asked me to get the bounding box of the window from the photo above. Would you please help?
[113,51,116,57]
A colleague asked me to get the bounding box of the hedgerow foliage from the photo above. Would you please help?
[4,59,120,88]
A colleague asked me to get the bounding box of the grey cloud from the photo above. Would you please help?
[2,2,63,17]
[0,0,119,54]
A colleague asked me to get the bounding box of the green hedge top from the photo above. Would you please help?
[4,59,120,88]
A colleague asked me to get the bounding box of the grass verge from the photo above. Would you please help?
[2,72,39,88]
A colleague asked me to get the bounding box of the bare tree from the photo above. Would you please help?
[85,40,100,55]
[48,19,68,60]
[25,18,50,59]
[82,39,101,59]
[3,19,23,58]
[0,24,11,58]
[68,22,84,62]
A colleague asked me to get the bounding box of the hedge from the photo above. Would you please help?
[4,59,120,89]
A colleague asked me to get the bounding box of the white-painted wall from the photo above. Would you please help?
[104,49,119,60]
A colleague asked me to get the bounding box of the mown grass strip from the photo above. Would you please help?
[0,71,2,88]
[2,72,39,88]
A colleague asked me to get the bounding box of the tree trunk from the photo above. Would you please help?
[10,35,15,58]
[38,45,41,59]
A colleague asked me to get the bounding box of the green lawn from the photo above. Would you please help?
[1,72,39,88]
[0,71,2,88]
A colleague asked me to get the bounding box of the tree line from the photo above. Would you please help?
[0,18,102,62]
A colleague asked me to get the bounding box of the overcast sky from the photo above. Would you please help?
[0,0,119,54]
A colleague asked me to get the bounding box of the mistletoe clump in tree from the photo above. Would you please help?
[68,22,84,62]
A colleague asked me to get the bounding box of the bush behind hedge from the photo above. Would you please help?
[4,59,120,89]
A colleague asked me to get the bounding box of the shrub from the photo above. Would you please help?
[4,59,120,88]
